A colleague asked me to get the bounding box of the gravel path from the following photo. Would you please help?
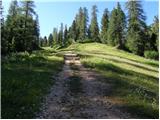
[36,53,133,119]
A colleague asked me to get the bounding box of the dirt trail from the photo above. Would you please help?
[36,52,133,119]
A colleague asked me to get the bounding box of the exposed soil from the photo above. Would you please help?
[36,52,134,119]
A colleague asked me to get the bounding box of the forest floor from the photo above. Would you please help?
[36,52,134,119]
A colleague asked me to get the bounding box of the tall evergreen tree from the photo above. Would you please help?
[107,3,126,48]
[53,27,58,45]
[151,16,159,51]
[90,5,99,42]
[64,25,68,46]
[126,1,146,55]
[75,14,80,40]
[100,8,109,43]
[78,7,89,40]
[83,7,89,39]
[48,33,53,47]
[43,36,48,46]
[116,2,126,49]
[33,15,40,49]
[1,0,8,54]
[107,8,118,46]
[21,0,36,52]
[70,20,78,40]
[59,23,64,46]
[39,37,43,47]
[5,0,19,52]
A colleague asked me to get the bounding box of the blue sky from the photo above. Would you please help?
[3,0,159,38]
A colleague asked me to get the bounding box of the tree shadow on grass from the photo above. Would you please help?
[1,55,63,119]
[81,60,159,119]
[85,51,159,68]
[78,53,158,73]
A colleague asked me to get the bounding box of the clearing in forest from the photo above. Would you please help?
[36,52,134,119]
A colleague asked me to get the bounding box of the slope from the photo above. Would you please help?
[59,42,159,118]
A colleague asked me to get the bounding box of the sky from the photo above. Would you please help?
[3,0,159,38]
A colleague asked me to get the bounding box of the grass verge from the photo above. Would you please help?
[61,42,159,118]
[1,49,63,118]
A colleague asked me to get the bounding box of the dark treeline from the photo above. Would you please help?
[1,0,40,54]
[2,1,159,59]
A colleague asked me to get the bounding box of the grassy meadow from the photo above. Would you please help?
[1,49,63,118]
[1,43,159,118]
[61,43,159,118]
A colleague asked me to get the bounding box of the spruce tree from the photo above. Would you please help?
[48,33,53,47]
[83,7,89,39]
[33,15,40,49]
[78,7,83,40]
[151,16,159,51]
[59,23,64,46]
[107,8,117,46]
[64,25,68,46]
[126,1,146,56]
[5,0,19,52]
[90,5,99,42]
[1,0,8,54]
[43,36,48,46]
[107,3,126,48]
[100,8,109,43]
[75,14,80,40]
[21,0,36,52]
[116,2,126,49]
[53,28,58,45]
[70,20,77,41]
[78,7,89,41]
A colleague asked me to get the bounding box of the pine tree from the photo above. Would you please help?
[32,15,40,49]
[1,0,8,54]
[70,20,77,41]
[126,1,146,56]
[100,8,109,43]
[75,14,80,40]
[43,36,48,46]
[64,25,68,46]
[78,7,83,40]
[107,8,117,46]
[21,0,36,52]
[5,0,19,52]
[78,7,89,41]
[59,23,64,46]
[83,7,89,39]
[48,33,53,47]
[107,3,126,48]
[53,27,58,46]
[116,2,126,49]
[39,37,43,47]
[90,5,99,42]
[151,16,159,51]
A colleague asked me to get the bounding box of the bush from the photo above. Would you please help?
[77,39,92,43]
[144,51,159,60]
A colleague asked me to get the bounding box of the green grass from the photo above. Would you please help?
[60,42,159,119]
[2,42,159,118]
[1,49,63,118]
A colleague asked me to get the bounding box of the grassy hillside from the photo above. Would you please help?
[1,49,63,118]
[60,43,159,118]
[2,43,159,118]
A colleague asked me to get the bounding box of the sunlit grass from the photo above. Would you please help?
[61,42,159,118]
[1,49,63,118]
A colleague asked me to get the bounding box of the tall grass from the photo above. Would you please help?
[1,50,63,118]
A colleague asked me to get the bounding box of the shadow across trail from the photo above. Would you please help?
[36,52,134,119]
